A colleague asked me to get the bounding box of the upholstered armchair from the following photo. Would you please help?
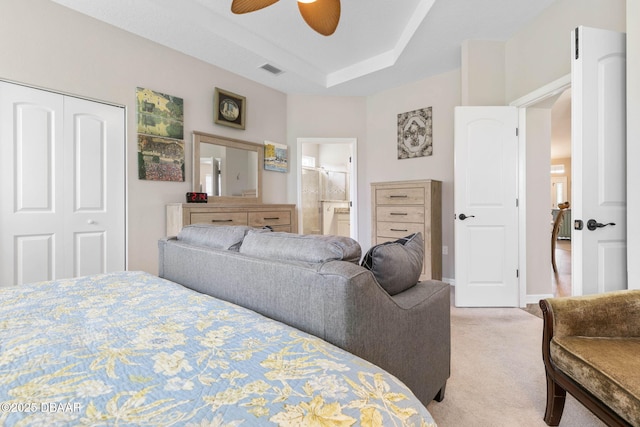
[539,290,640,426]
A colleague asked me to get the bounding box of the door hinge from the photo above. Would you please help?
[349,201,352,207]
[349,156,352,163]
[516,269,519,278]
[575,27,579,59]
[516,128,519,137]
[516,198,519,207]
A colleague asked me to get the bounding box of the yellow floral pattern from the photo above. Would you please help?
[0,272,437,426]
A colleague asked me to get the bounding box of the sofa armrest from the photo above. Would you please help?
[541,290,640,339]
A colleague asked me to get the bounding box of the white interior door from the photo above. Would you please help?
[0,82,126,286]
[571,26,627,295]
[454,106,519,307]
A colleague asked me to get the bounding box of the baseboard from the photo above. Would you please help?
[525,293,554,305]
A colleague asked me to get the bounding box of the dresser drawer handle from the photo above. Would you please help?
[264,217,280,220]
[388,195,408,198]
[391,228,408,232]
[211,219,234,223]
[390,212,408,216]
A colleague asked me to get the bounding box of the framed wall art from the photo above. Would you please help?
[264,141,288,172]
[214,87,246,130]
[136,87,185,181]
[397,107,433,159]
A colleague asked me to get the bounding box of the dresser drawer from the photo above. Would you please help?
[376,188,424,205]
[376,222,424,239]
[248,211,291,227]
[190,212,248,226]
[377,206,424,223]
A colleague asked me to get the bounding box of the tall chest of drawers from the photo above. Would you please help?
[166,203,297,236]
[371,180,442,280]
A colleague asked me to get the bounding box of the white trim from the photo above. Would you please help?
[441,277,455,286]
[510,73,571,307]
[517,108,527,307]
[296,138,358,241]
[526,293,554,305]
[510,74,571,108]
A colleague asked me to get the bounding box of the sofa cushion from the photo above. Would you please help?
[361,233,424,295]
[239,230,362,263]
[550,336,640,426]
[177,224,263,251]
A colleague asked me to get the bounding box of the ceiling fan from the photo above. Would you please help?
[231,0,341,36]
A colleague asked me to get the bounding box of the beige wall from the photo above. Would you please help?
[461,40,506,106]
[525,109,553,296]
[505,0,626,102]
[0,0,288,274]
[364,70,460,280]
[627,0,639,289]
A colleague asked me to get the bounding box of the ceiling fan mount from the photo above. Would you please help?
[231,0,341,36]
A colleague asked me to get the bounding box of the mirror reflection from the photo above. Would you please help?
[192,132,262,203]
[199,144,258,197]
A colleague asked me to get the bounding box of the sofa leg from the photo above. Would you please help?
[544,374,566,426]
[434,382,446,402]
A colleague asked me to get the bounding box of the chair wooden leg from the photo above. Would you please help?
[551,239,558,273]
[544,374,566,426]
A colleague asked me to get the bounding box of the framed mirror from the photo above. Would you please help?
[193,132,263,204]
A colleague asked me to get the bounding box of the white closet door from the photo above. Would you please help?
[63,96,126,277]
[0,82,125,286]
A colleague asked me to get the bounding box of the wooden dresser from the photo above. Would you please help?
[166,203,297,236]
[371,180,442,280]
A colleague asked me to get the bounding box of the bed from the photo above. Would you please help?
[0,271,436,426]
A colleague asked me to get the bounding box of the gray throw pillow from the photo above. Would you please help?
[177,224,268,251]
[240,230,362,263]
[361,233,424,295]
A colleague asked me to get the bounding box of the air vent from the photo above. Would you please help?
[260,63,284,75]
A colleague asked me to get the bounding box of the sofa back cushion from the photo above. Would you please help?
[361,233,424,295]
[240,230,362,263]
[177,224,259,251]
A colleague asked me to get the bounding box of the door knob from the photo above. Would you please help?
[458,213,475,221]
[586,219,616,231]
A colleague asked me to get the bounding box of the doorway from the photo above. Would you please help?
[511,74,571,305]
[549,89,572,297]
[296,138,358,240]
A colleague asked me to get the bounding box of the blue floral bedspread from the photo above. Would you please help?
[0,271,436,426]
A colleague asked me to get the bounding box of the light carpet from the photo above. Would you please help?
[426,300,604,427]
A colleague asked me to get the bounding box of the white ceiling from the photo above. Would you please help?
[51,0,556,96]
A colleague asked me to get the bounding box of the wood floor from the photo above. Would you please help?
[552,239,572,297]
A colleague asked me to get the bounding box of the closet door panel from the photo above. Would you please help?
[0,82,64,285]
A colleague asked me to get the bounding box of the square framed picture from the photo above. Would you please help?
[397,106,433,159]
[264,141,288,172]
[214,87,246,130]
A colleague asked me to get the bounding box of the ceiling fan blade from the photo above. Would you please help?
[298,0,340,36]
[231,0,279,14]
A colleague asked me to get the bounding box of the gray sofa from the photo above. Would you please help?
[158,225,450,406]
